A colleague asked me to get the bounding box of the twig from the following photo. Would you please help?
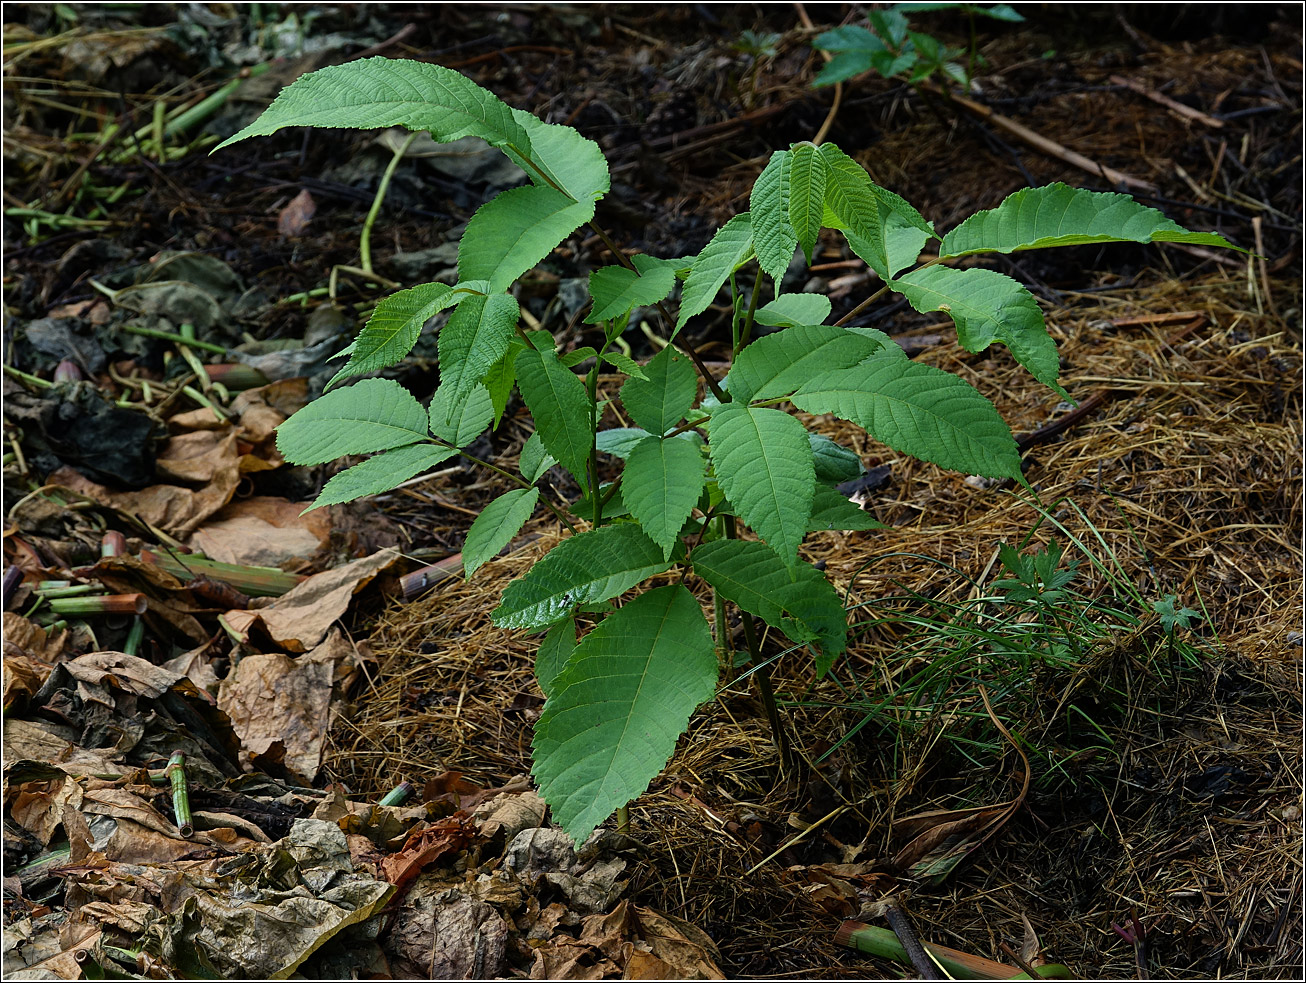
[1109,75,1224,128]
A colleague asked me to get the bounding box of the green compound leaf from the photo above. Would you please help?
[464,487,540,579]
[458,184,595,293]
[519,432,557,483]
[532,584,717,846]
[676,212,754,334]
[809,434,864,485]
[754,293,832,328]
[587,264,676,324]
[708,403,815,572]
[750,150,798,288]
[535,616,576,699]
[492,523,672,629]
[792,351,1023,481]
[516,339,594,493]
[939,182,1241,258]
[620,435,706,559]
[726,323,886,403]
[437,291,520,404]
[892,265,1068,399]
[305,443,458,512]
[277,378,428,466]
[620,344,699,436]
[691,538,792,628]
[217,56,534,156]
[807,483,888,532]
[326,281,468,390]
[428,381,494,447]
[788,144,827,263]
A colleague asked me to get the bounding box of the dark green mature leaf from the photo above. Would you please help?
[599,349,648,380]
[754,293,832,328]
[778,566,847,675]
[809,434,864,485]
[621,436,706,558]
[819,143,885,265]
[437,292,520,403]
[458,185,594,292]
[492,523,671,629]
[788,144,827,263]
[792,351,1023,481]
[532,584,717,845]
[464,487,540,578]
[306,443,458,511]
[516,338,593,493]
[519,432,557,482]
[750,150,798,288]
[691,539,792,627]
[807,483,888,532]
[428,381,494,447]
[892,265,1067,398]
[277,378,428,466]
[845,212,930,279]
[676,213,754,333]
[620,345,698,436]
[708,404,815,571]
[484,337,526,427]
[326,281,470,389]
[535,616,576,698]
[939,182,1241,258]
[726,323,885,403]
[596,427,654,460]
[216,56,534,155]
[587,264,676,323]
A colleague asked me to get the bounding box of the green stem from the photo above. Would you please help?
[167,752,192,837]
[116,322,229,355]
[378,782,414,807]
[444,439,579,535]
[361,131,418,275]
[586,346,605,526]
[835,922,1073,979]
[616,804,630,834]
[2,364,54,389]
[737,268,764,356]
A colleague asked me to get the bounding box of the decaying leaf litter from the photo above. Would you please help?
[2,4,1299,980]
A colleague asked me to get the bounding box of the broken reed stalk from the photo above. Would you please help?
[167,752,192,838]
[378,782,414,807]
[47,593,147,616]
[835,921,1073,980]
[142,550,303,596]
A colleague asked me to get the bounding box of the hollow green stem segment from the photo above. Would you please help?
[378,782,414,807]
[167,752,192,837]
[362,131,418,274]
[835,922,1073,980]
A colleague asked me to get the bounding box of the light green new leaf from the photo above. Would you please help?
[306,443,458,511]
[750,150,798,288]
[587,264,676,324]
[807,483,887,532]
[778,570,847,677]
[892,265,1067,399]
[535,616,576,699]
[512,113,610,203]
[464,487,540,579]
[708,404,815,571]
[676,213,754,334]
[516,340,593,493]
[599,349,648,380]
[277,378,428,466]
[532,584,717,846]
[428,381,494,447]
[793,352,1022,481]
[726,323,885,403]
[493,523,671,629]
[216,57,533,156]
[326,281,467,389]
[788,143,827,263]
[845,212,930,279]
[691,538,792,628]
[437,291,520,403]
[939,182,1240,258]
[620,345,698,436]
[754,293,832,328]
[519,432,557,482]
[621,436,706,558]
[458,185,594,292]
[596,428,653,460]
[809,434,864,485]
[819,143,884,260]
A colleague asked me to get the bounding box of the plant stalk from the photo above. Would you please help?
[361,131,418,274]
[167,752,192,838]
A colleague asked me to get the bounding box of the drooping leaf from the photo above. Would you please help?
[621,436,706,558]
[492,523,671,629]
[305,443,458,511]
[464,487,540,578]
[726,323,885,403]
[750,150,798,288]
[519,432,557,482]
[277,378,428,466]
[587,264,676,324]
[788,144,827,263]
[938,182,1241,258]
[676,213,754,333]
[792,351,1023,481]
[845,211,930,279]
[458,185,594,292]
[690,538,792,628]
[428,381,494,447]
[892,265,1067,399]
[437,291,520,403]
[515,338,593,493]
[778,569,848,676]
[620,344,699,436]
[806,483,888,532]
[754,293,832,328]
[326,281,468,389]
[512,112,610,203]
[532,584,717,846]
[216,56,534,156]
[535,616,576,698]
[708,403,815,571]
[809,434,864,485]
[813,48,877,86]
